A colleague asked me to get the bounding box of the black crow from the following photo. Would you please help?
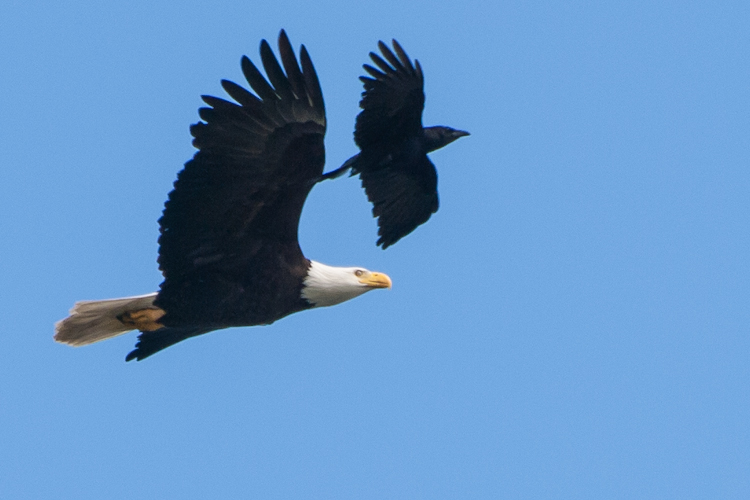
[325,40,469,248]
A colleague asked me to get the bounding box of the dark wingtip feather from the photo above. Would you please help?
[377,41,389,57]
[259,38,272,54]
[391,40,415,73]
[221,79,260,107]
[260,38,294,101]
[377,231,397,249]
[363,64,385,79]
[197,106,214,122]
[377,41,404,72]
[299,45,325,113]
[369,52,394,74]
[125,327,210,362]
[201,95,235,109]
[277,30,306,100]
[241,54,277,101]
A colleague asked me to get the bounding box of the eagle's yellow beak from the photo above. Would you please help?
[359,271,392,289]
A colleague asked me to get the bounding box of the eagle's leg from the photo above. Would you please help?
[118,308,166,332]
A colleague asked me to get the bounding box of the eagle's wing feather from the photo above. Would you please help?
[134,31,325,359]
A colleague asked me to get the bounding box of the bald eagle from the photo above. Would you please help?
[55,31,393,361]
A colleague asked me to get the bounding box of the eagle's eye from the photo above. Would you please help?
[354,269,364,277]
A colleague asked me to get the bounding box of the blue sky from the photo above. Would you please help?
[2,1,749,498]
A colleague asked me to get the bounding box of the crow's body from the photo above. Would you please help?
[327,40,469,248]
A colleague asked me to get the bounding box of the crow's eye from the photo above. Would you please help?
[354,270,364,277]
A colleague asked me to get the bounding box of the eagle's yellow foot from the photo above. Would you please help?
[118,308,166,331]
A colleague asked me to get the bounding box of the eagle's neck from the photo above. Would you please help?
[301,261,370,308]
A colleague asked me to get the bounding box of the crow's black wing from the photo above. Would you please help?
[347,40,438,248]
[354,40,424,150]
[359,154,438,249]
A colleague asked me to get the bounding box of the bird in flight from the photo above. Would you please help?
[55,30,466,360]
[325,39,469,248]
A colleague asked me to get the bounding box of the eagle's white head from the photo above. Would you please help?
[301,260,392,307]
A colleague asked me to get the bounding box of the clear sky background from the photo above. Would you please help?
[1,1,748,498]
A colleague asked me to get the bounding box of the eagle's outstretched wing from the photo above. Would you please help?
[128,30,326,360]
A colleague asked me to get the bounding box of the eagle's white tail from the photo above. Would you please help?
[54,293,158,346]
